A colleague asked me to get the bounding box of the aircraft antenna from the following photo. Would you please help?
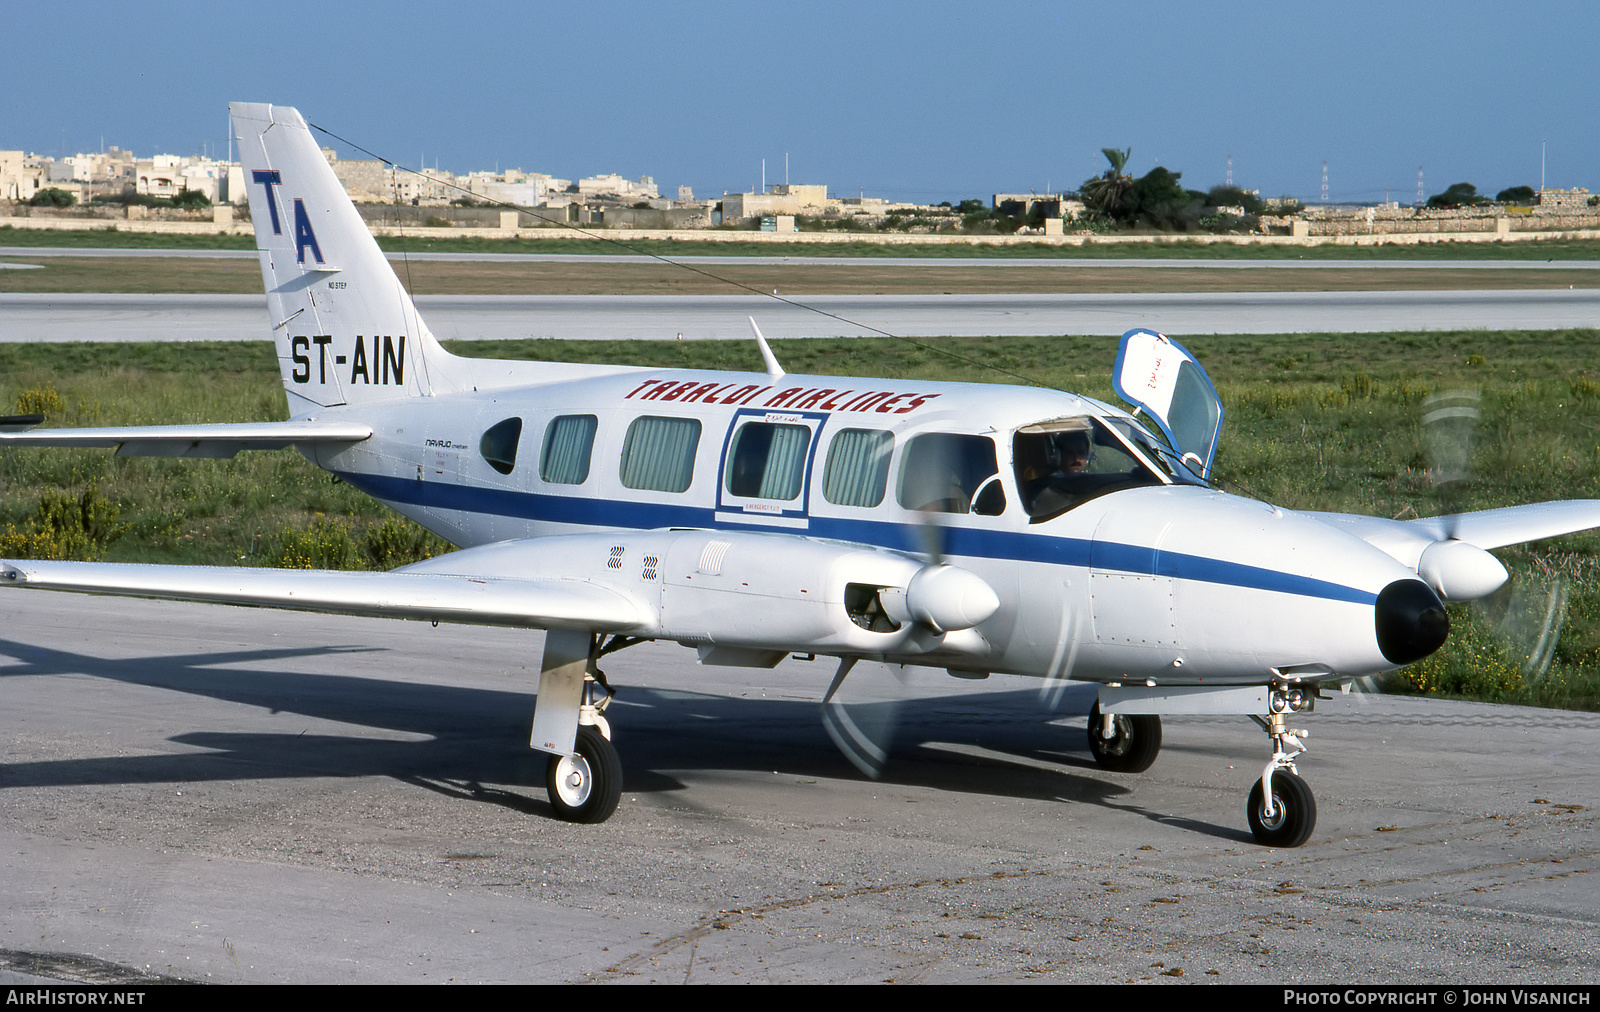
[1416,166,1424,206]
[748,318,785,379]
[1321,160,1329,204]
[1225,153,1232,188]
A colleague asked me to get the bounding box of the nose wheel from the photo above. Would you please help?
[1247,768,1316,847]
[1247,707,1317,847]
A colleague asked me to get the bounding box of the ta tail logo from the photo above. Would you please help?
[251,170,324,264]
[291,335,406,386]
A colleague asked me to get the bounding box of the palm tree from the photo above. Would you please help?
[1081,147,1133,220]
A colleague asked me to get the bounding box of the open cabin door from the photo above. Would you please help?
[1112,328,1224,479]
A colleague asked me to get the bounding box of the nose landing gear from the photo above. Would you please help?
[1247,706,1316,847]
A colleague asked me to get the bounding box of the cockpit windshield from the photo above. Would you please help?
[1103,416,1210,487]
[1013,415,1189,522]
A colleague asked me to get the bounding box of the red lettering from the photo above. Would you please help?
[894,393,941,413]
[875,393,910,413]
[818,389,855,411]
[682,382,722,403]
[625,378,664,399]
[764,387,804,408]
[794,388,832,409]
[659,381,697,402]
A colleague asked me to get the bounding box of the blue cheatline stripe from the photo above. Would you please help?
[336,471,1376,607]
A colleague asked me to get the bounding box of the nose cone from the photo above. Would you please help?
[1375,579,1450,665]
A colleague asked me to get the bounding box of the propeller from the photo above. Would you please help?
[819,444,1002,778]
[1411,388,1568,688]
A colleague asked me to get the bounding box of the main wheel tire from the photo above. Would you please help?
[1247,770,1317,848]
[1085,702,1162,773]
[546,725,622,823]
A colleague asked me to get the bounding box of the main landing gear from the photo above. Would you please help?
[532,629,629,824]
[548,722,622,823]
[1086,701,1162,773]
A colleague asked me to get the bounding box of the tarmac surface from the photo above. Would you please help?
[4,288,1600,343]
[2,592,1597,984]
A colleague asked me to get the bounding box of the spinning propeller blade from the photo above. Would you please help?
[1417,388,1569,685]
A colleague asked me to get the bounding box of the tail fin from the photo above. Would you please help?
[230,102,453,414]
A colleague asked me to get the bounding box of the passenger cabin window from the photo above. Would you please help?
[1013,417,1163,522]
[725,421,810,500]
[479,417,523,475]
[896,433,1005,516]
[619,415,701,492]
[540,414,597,484]
[823,428,893,507]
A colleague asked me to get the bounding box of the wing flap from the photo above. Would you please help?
[0,421,373,458]
[0,559,645,632]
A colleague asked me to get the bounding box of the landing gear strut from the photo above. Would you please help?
[1246,703,1317,847]
[533,629,625,823]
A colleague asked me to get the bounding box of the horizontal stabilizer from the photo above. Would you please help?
[0,420,372,458]
[0,559,645,632]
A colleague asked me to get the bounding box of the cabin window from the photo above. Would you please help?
[539,414,597,484]
[823,428,893,507]
[895,433,1004,515]
[478,417,523,475]
[1013,416,1163,522]
[725,421,811,500]
[619,415,701,492]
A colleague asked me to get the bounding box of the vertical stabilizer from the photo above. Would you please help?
[230,103,454,414]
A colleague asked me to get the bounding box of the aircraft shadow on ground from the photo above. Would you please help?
[0,634,1246,839]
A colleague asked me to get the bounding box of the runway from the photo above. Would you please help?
[2,592,1597,984]
[4,288,1599,343]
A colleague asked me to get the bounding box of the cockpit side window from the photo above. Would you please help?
[1013,417,1162,522]
[479,417,523,476]
[896,433,1004,515]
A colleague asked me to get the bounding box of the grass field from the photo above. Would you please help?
[1,330,1598,712]
[8,222,1600,260]
[6,255,1600,296]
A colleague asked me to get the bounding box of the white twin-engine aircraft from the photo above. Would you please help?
[5,104,1599,846]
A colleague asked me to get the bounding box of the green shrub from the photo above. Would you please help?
[15,382,65,418]
[0,486,127,560]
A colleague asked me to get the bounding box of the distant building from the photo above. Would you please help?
[577,173,658,200]
[992,192,1081,219]
[0,150,46,201]
[722,183,832,221]
[1537,187,1592,212]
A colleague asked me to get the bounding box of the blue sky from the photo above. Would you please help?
[7,0,1597,205]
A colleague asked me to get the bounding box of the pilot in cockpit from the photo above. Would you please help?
[1054,429,1091,475]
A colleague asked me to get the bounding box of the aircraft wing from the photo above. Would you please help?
[0,559,646,632]
[0,421,372,458]
[1303,500,1600,553]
